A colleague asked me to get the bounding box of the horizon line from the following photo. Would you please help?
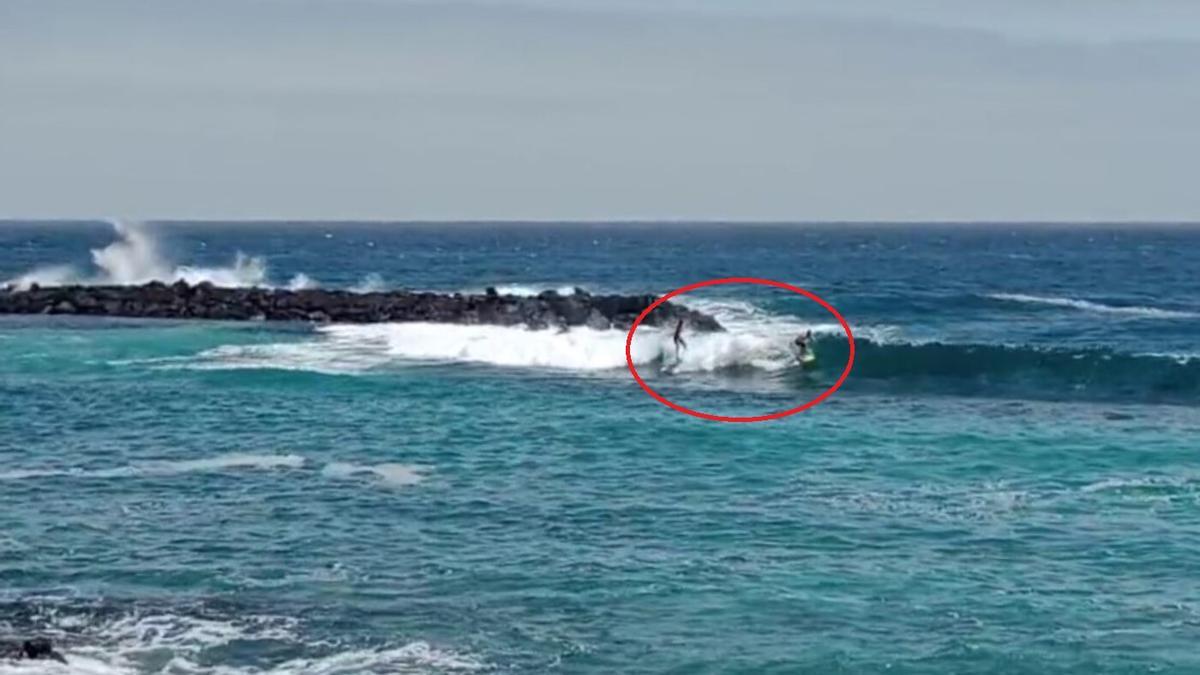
[3,218,1200,227]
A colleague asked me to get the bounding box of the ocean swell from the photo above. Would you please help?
[987,293,1198,319]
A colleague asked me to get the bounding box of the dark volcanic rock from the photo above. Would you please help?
[0,637,67,664]
[0,283,724,332]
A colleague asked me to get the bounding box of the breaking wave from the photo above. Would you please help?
[180,316,862,375]
[165,318,1200,403]
[987,293,1199,319]
[62,276,1197,402]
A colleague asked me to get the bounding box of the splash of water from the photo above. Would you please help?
[5,220,268,289]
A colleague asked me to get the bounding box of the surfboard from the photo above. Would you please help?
[791,344,817,369]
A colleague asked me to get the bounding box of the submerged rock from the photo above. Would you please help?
[0,637,68,664]
[0,282,724,332]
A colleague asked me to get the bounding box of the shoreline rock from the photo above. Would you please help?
[0,282,724,332]
[0,638,68,664]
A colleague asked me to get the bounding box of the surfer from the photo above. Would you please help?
[673,319,688,359]
[793,330,813,361]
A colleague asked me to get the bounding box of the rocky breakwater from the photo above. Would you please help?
[0,281,724,332]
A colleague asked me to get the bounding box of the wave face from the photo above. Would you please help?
[811,336,1200,403]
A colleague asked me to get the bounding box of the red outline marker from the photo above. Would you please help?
[624,277,855,422]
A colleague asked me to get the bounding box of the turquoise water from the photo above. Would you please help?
[1,223,1199,674]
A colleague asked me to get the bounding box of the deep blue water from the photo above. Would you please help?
[1,222,1198,674]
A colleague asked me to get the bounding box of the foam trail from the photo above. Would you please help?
[0,453,306,481]
[988,293,1198,319]
[322,462,426,488]
[186,336,398,375]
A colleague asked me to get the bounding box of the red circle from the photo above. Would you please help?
[624,277,856,422]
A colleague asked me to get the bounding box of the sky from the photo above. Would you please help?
[1,0,1199,221]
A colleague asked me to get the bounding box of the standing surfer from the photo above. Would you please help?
[673,319,688,359]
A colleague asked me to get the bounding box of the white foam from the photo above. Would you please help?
[1134,351,1200,364]
[0,454,434,494]
[348,273,387,294]
[172,292,884,375]
[0,453,306,481]
[285,273,319,291]
[5,264,79,290]
[0,610,483,675]
[486,283,580,297]
[173,253,268,288]
[191,320,807,374]
[138,454,308,475]
[988,293,1198,319]
[322,462,426,488]
[336,322,654,371]
[262,641,484,674]
[1081,475,1197,494]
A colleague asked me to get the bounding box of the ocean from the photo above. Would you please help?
[1,221,1198,674]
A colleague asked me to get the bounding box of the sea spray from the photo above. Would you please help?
[5,221,269,290]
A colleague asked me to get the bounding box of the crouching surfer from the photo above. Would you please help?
[793,330,815,365]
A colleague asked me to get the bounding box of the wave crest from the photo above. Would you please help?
[180,315,856,374]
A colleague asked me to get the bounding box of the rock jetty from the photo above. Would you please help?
[0,281,724,332]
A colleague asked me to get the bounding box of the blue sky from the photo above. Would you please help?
[2,0,1198,220]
